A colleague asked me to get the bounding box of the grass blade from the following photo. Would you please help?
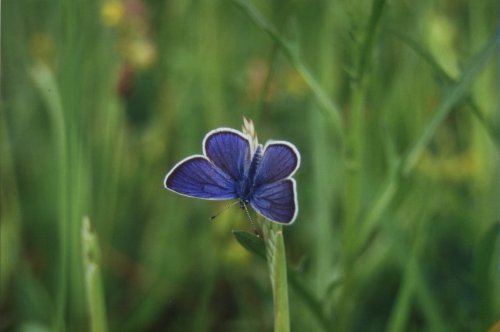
[403,34,498,175]
[354,35,497,260]
[233,0,345,142]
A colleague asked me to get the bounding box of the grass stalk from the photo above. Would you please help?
[340,0,387,329]
[82,217,108,332]
[59,0,90,322]
[344,0,386,251]
[261,220,290,332]
[30,62,69,332]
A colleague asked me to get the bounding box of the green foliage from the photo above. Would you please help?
[1,0,499,331]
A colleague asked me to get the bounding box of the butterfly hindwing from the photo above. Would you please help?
[164,156,237,200]
[250,179,298,224]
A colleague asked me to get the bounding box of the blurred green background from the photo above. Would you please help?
[1,0,499,331]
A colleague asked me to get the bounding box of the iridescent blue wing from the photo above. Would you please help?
[164,156,237,199]
[203,128,251,181]
[250,179,298,224]
[250,141,300,224]
[254,141,300,188]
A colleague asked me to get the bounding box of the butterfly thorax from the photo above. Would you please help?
[237,144,263,203]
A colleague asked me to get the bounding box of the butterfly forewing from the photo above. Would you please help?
[250,179,297,224]
[254,142,300,187]
[204,129,251,181]
[165,156,237,199]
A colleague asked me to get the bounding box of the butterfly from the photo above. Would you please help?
[164,128,300,224]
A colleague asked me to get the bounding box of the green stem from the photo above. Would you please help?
[82,217,108,332]
[340,1,387,329]
[262,221,290,332]
[233,230,333,331]
[30,62,69,332]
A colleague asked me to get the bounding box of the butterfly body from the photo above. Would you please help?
[165,128,300,224]
[237,144,262,203]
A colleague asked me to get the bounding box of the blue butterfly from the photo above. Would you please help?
[164,128,300,224]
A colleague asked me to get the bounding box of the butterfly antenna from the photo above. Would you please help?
[209,200,240,220]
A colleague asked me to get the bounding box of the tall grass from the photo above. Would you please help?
[1,0,499,331]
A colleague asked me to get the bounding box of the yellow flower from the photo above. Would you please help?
[125,38,157,69]
[101,0,124,27]
[417,149,475,183]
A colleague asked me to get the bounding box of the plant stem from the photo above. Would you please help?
[262,221,290,332]
[82,217,108,332]
[30,62,69,332]
[341,0,387,329]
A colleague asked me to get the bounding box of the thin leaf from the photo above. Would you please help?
[232,230,266,260]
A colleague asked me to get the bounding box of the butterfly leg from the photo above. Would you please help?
[240,200,261,237]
